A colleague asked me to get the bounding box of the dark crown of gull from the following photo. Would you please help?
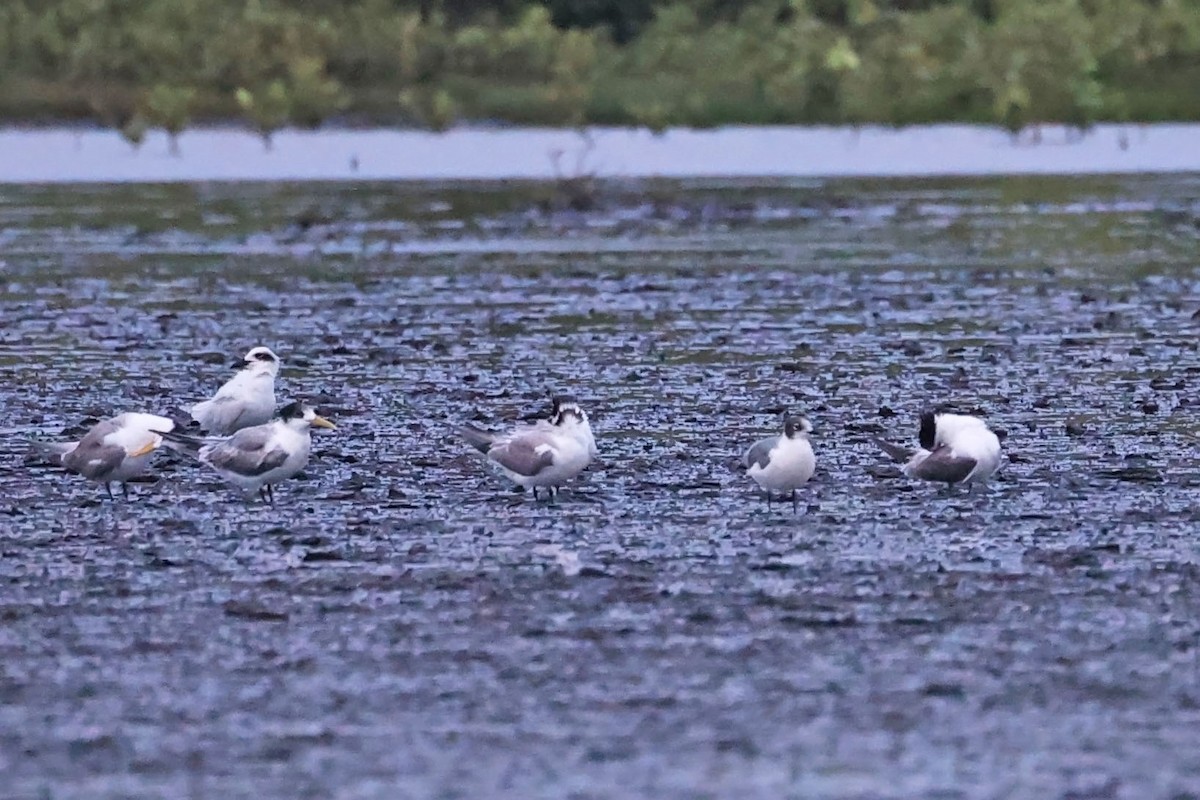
[279,401,309,420]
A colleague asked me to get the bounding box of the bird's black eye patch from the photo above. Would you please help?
[254,351,277,362]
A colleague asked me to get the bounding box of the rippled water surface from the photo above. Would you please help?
[2,175,1200,798]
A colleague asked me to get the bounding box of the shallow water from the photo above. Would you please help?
[4,123,1200,182]
[2,174,1200,798]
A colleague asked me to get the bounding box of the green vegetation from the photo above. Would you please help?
[1,0,1198,141]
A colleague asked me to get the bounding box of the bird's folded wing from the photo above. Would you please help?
[489,438,555,476]
[63,442,126,480]
[744,438,774,470]
[908,448,976,483]
[61,419,126,478]
[205,428,289,476]
[193,396,249,434]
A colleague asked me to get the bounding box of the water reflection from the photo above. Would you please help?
[1,123,1198,183]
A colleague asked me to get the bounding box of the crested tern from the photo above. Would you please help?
[460,395,595,500]
[163,401,335,503]
[744,415,816,512]
[876,407,1001,490]
[33,412,176,499]
[190,346,280,435]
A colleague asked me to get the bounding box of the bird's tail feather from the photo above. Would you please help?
[874,437,913,464]
[154,429,213,455]
[169,407,200,431]
[459,425,496,454]
[27,439,76,465]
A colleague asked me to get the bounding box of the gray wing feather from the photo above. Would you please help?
[203,427,288,476]
[875,438,914,464]
[62,441,125,481]
[744,437,776,470]
[489,437,555,477]
[911,448,977,484]
[193,397,249,435]
[460,425,496,454]
[59,420,126,480]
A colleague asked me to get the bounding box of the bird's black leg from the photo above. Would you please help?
[766,491,772,510]
[266,484,275,505]
[531,487,539,501]
[549,486,558,504]
[122,482,130,500]
[105,482,114,501]
[258,486,268,503]
[791,489,798,514]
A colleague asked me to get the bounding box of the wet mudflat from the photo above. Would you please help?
[1,174,1200,798]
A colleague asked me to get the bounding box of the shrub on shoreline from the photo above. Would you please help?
[0,0,1197,141]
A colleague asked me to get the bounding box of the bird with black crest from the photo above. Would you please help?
[876,405,1001,491]
[160,400,336,503]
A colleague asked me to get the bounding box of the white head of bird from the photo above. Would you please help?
[240,346,280,377]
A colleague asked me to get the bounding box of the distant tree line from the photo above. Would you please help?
[0,0,1197,143]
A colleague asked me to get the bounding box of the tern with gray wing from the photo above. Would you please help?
[460,396,595,500]
[744,415,816,512]
[190,346,280,435]
[162,400,336,503]
[876,407,1001,491]
[31,412,176,499]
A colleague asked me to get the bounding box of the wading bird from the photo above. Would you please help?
[163,400,335,503]
[460,396,596,500]
[876,407,1001,491]
[33,412,176,499]
[744,415,816,512]
[190,346,280,435]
